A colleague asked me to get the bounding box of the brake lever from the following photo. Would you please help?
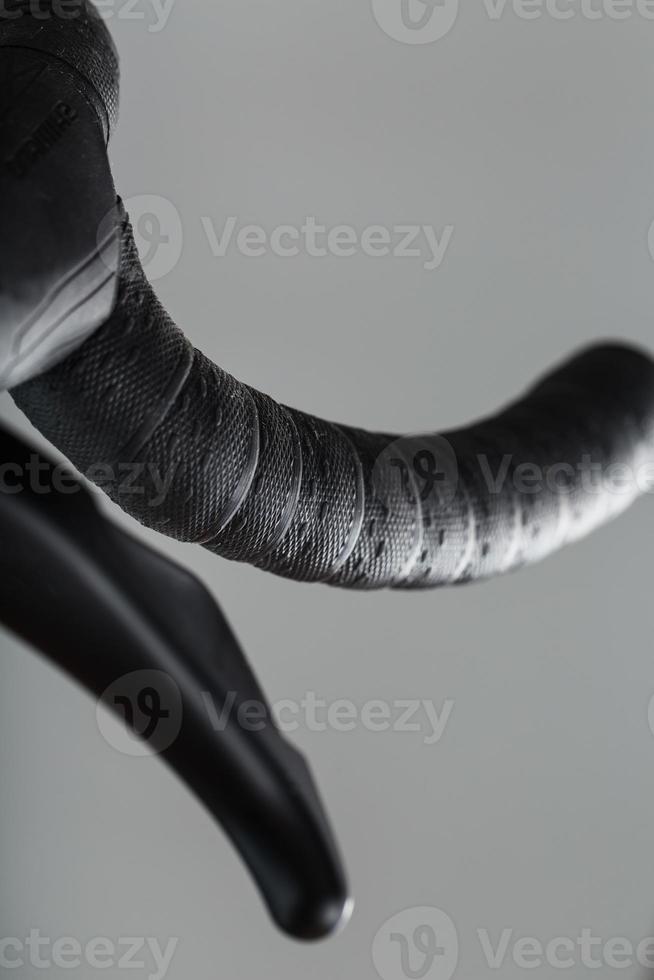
[0,421,351,940]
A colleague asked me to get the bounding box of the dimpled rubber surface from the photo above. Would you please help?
[12,206,654,589]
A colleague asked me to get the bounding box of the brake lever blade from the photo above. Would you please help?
[0,422,351,940]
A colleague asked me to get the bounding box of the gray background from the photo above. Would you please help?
[2,0,654,977]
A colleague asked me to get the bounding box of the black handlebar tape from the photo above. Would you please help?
[0,0,118,141]
[7,1,654,588]
[0,1,121,388]
[12,205,654,589]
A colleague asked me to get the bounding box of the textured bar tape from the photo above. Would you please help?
[8,1,654,588]
[0,0,119,140]
[13,203,654,588]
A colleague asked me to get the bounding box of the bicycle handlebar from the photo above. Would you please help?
[4,1,654,589]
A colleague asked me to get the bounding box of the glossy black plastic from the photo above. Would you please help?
[0,422,351,940]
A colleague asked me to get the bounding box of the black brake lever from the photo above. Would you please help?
[0,421,351,940]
